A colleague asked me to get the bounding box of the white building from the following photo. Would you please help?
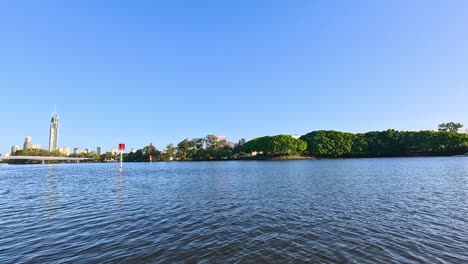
[11,145,21,154]
[97,146,103,155]
[58,147,71,156]
[32,144,41,150]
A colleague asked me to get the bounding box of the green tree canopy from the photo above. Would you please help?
[300,130,355,157]
[438,122,463,132]
[244,135,307,156]
[300,129,468,158]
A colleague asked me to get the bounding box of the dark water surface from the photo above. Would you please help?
[1,158,468,263]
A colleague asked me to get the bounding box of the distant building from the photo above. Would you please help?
[458,128,468,134]
[23,136,32,149]
[73,148,80,155]
[49,114,59,151]
[31,144,41,150]
[3,153,10,158]
[111,148,118,155]
[84,148,90,154]
[226,141,236,149]
[11,145,21,154]
[97,146,103,155]
[131,148,137,153]
[216,136,227,142]
[58,147,71,156]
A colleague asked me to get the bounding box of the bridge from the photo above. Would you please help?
[0,156,92,164]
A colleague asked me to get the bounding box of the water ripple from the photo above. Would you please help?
[1,159,468,263]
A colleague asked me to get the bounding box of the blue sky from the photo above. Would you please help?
[1,0,467,153]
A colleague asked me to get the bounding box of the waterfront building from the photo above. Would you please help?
[84,149,90,154]
[73,148,79,155]
[49,114,59,151]
[58,147,71,156]
[31,144,41,150]
[131,148,137,153]
[111,149,118,155]
[11,145,21,154]
[97,146,103,155]
[23,136,32,149]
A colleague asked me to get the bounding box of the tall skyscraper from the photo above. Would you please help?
[97,146,103,155]
[49,114,59,151]
[23,136,32,149]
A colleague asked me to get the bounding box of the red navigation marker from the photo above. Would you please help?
[118,143,126,151]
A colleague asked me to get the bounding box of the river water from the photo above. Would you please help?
[1,158,467,263]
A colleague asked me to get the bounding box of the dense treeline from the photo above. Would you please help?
[124,135,249,162]
[300,130,468,158]
[14,148,64,157]
[10,148,103,163]
[123,134,308,162]
[10,124,468,163]
[123,130,468,161]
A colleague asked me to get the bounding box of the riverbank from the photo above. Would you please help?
[238,155,316,161]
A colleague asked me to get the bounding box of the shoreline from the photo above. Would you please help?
[3,154,467,165]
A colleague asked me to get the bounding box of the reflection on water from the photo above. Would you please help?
[116,170,125,204]
[43,165,59,219]
[0,158,468,263]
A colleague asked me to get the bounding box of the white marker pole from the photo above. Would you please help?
[120,149,123,171]
[118,143,125,172]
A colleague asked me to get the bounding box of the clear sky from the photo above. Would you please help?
[1,0,467,154]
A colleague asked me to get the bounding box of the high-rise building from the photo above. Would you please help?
[73,148,79,155]
[24,136,32,149]
[11,145,21,154]
[49,114,59,151]
[97,146,103,155]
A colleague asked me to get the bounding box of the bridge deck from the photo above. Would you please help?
[0,156,91,161]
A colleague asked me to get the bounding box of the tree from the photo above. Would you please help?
[176,139,191,160]
[165,144,176,159]
[244,135,307,156]
[233,138,247,158]
[438,122,463,132]
[143,143,156,156]
[300,130,354,157]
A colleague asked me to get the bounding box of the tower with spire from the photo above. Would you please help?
[49,107,59,151]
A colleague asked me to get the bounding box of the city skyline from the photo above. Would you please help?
[1,1,468,154]
[6,112,114,156]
